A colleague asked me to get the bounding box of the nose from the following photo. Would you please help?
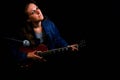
[36,9,40,14]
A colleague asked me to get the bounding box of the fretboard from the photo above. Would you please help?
[36,46,72,57]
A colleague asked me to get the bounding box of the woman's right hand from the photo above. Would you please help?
[27,50,46,62]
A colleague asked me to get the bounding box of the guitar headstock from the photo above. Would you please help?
[78,40,86,48]
[68,40,87,51]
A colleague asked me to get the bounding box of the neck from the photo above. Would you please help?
[33,21,42,34]
[33,21,42,28]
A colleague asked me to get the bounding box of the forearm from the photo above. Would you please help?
[55,36,68,47]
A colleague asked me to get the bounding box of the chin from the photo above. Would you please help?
[40,17,44,20]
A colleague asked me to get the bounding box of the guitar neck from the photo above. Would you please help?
[36,40,86,57]
[36,46,71,57]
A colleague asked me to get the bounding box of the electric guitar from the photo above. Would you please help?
[18,40,86,69]
[19,40,86,57]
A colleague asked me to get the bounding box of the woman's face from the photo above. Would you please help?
[26,3,44,22]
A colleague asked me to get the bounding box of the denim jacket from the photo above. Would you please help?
[11,18,68,62]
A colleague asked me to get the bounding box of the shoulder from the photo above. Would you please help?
[42,16,55,25]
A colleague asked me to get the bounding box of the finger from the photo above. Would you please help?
[34,55,46,62]
[72,47,78,51]
[33,50,37,53]
[34,55,43,59]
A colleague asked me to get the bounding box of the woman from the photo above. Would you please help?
[11,0,78,69]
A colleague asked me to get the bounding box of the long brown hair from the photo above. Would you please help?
[21,0,38,46]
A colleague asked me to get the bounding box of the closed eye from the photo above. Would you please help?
[31,7,39,15]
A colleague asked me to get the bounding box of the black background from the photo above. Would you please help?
[0,0,88,43]
[0,0,88,78]
[112,1,120,16]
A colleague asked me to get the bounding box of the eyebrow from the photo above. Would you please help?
[30,6,39,14]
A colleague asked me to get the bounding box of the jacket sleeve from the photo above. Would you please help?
[49,21,68,47]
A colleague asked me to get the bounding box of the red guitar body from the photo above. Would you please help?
[19,44,48,54]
